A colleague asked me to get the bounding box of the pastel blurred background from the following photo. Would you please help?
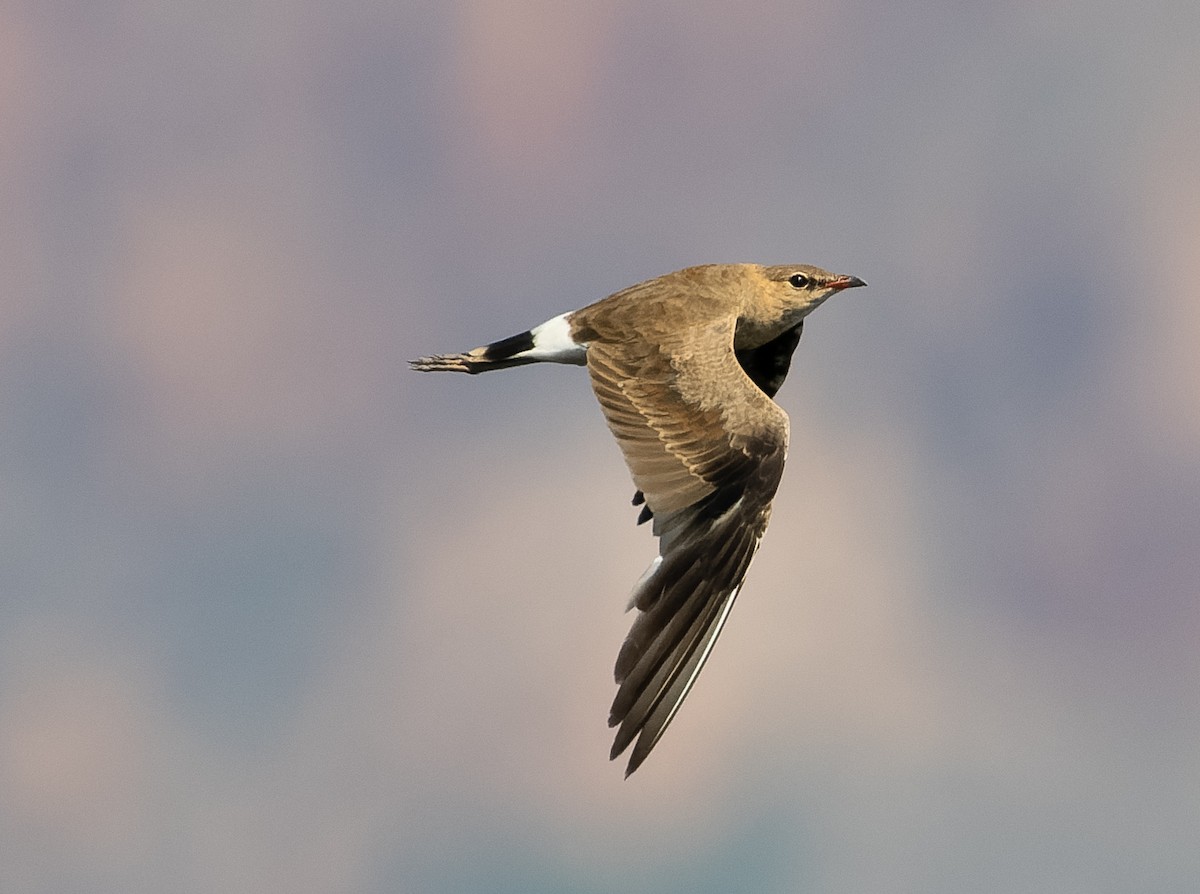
[3,2,1198,892]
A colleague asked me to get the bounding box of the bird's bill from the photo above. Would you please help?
[828,274,867,291]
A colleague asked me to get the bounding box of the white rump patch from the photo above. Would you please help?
[525,313,587,365]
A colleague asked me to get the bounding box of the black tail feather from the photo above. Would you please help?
[482,330,535,362]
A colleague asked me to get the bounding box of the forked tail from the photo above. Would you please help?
[410,313,586,374]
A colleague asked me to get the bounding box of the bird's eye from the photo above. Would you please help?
[788,273,810,289]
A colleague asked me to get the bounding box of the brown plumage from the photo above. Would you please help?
[412,263,866,775]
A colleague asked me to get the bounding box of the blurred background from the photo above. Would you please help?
[2,1,1198,891]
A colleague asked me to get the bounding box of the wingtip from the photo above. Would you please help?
[622,740,650,777]
[609,740,644,779]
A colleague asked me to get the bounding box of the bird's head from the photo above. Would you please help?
[765,263,866,315]
[736,264,867,341]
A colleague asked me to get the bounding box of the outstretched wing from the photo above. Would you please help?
[631,320,802,524]
[586,319,789,775]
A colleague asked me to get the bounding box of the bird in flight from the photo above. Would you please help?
[412,263,866,776]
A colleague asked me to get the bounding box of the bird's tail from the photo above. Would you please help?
[410,313,585,374]
[410,331,535,374]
